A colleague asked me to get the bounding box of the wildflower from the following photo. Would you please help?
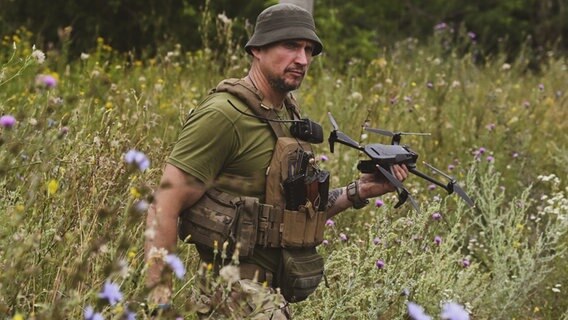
[124,149,150,172]
[428,184,436,191]
[372,237,381,245]
[80,52,90,60]
[219,265,240,284]
[407,302,432,320]
[434,236,442,246]
[165,254,186,279]
[486,155,494,163]
[98,280,123,306]
[538,83,544,91]
[339,233,348,241]
[375,199,384,207]
[36,74,57,88]
[123,310,136,320]
[47,179,59,196]
[441,302,469,320]
[426,82,433,89]
[32,48,46,64]
[460,258,470,268]
[512,152,519,158]
[134,199,149,213]
[84,306,104,320]
[12,313,24,320]
[319,155,328,162]
[0,115,16,128]
[434,22,448,31]
[432,212,442,220]
[447,164,455,171]
[467,32,476,40]
[501,63,511,70]
[325,219,335,227]
[375,259,385,269]
[322,239,329,245]
[485,123,495,131]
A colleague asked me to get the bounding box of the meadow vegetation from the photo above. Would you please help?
[1,23,567,319]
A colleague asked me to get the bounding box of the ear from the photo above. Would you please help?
[250,47,262,59]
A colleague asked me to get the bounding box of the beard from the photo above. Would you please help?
[268,71,303,93]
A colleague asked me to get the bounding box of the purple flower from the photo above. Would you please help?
[434,236,442,246]
[467,32,476,40]
[84,305,104,320]
[478,147,486,154]
[461,258,470,268]
[124,309,136,320]
[486,155,494,163]
[36,74,57,88]
[339,233,348,241]
[375,259,385,269]
[322,239,329,245]
[485,123,495,131]
[372,237,381,245]
[325,219,335,227]
[538,83,544,91]
[428,184,436,191]
[523,101,531,108]
[134,199,149,213]
[434,22,448,31]
[447,164,455,171]
[165,254,186,279]
[375,199,384,207]
[512,152,519,158]
[320,155,328,162]
[390,97,398,105]
[408,302,432,320]
[0,115,16,128]
[98,280,123,306]
[441,302,469,320]
[426,82,434,89]
[432,212,442,221]
[124,149,150,172]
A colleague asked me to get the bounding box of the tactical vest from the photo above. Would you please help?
[178,78,329,255]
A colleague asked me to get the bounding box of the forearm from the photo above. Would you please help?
[144,201,180,288]
[325,187,351,219]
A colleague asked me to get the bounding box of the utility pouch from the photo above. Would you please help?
[281,205,327,247]
[178,190,237,249]
[232,197,260,257]
[277,247,324,303]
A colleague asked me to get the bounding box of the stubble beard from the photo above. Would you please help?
[269,75,302,93]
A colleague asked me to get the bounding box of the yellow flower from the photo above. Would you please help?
[128,249,137,261]
[130,187,141,199]
[47,179,59,196]
[533,306,540,313]
[12,313,24,320]
[15,204,25,213]
[207,263,213,271]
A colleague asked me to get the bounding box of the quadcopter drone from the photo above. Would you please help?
[327,112,474,212]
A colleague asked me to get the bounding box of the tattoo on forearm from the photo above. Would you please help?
[327,188,344,210]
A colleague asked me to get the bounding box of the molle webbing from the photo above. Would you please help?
[213,78,300,138]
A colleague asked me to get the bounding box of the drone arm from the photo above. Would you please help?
[408,167,452,193]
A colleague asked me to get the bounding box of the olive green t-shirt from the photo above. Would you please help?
[168,91,292,272]
[168,92,291,200]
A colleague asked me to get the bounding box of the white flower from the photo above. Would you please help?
[32,49,46,64]
[220,265,240,284]
[80,52,90,60]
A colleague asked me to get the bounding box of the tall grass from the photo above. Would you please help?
[1,24,567,319]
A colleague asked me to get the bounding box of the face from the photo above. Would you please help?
[254,40,315,93]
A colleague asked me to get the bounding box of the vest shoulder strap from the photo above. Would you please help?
[212,78,300,138]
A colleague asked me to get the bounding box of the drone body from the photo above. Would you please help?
[327,112,474,211]
[359,144,418,173]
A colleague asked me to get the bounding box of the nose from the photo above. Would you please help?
[294,47,310,66]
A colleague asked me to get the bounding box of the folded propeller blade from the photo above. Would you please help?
[377,165,420,213]
[451,183,475,207]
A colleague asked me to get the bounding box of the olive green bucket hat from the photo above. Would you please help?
[245,3,323,56]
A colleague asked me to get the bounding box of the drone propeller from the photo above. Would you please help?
[376,165,420,213]
[421,162,475,207]
[364,127,431,145]
[327,112,363,153]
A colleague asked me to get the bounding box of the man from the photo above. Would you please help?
[145,2,408,316]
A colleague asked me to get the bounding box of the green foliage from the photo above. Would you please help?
[1,26,567,319]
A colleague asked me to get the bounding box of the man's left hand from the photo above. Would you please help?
[358,164,409,199]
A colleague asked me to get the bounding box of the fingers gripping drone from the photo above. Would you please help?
[327,112,474,212]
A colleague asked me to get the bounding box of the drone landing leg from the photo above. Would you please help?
[376,165,420,213]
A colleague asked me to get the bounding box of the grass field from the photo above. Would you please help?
[1,28,567,319]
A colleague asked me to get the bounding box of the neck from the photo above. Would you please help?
[247,67,286,110]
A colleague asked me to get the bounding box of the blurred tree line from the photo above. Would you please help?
[0,0,566,64]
